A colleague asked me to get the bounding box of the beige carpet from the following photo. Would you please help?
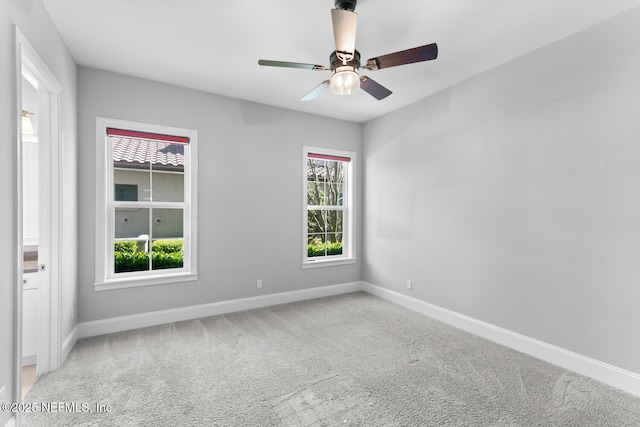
[23,292,640,426]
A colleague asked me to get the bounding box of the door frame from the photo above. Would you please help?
[14,26,62,405]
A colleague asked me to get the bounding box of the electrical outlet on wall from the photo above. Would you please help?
[257,279,263,289]
[406,280,412,290]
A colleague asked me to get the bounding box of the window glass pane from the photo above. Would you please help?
[152,208,183,239]
[151,141,185,202]
[307,158,327,206]
[114,207,150,273]
[307,182,321,206]
[336,184,344,206]
[326,233,343,256]
[325,160,343,181]
[307,158,326,181]
[307,209,326,235]
[325,181,341,206]
[307,209,344,258]
[324,161,344,206]
[325,210,343,234]
[151,207,184,271]
[306,233,343,258]
[307,210,344,234]
[115,207,149,239]
[151,238,184,270]
[308,233,326,258]
[308,158,348,207]
[114,240,150,273]
[320,181,329,206]
[114,168,150,201]
[306,159,345,207]
[152,170,184,202]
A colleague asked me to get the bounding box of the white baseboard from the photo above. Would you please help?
[69,280,640,397]
[22,355,36,367]
[78,281,361,339]
[361,281,640,397]
[61,324,79,365]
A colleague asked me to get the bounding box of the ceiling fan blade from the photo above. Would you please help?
[301,80,330,101]
[331,9,358,62]
[364,43,438,70]
[360,76,392,100]
[258,60,327,71]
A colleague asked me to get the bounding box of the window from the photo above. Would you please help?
[303,146,356,267]
[95,118,198,290]
[114,184,138,201]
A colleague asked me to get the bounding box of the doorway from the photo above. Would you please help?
[15,27,62,403]
[21,74,39,397]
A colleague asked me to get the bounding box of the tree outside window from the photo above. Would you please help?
[304,148,354,266]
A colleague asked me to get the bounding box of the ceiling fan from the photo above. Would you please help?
[258,0,438,101]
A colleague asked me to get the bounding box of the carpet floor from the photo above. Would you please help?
[23,292,640,426]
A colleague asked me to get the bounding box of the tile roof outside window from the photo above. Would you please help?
[112,136,184,169]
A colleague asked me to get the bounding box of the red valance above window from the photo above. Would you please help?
[308,152,351,163]
[107,128,189,144]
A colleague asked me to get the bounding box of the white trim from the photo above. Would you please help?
[16,30,62,92]
[302,146,356,267]
[94,272,198,291]
[38,81,62,375]
[95,117,198,289]
[78,282,362,339]
[302,258,357,269]
[61,324,79,364]
[361,281,640,397]
[21,355,36,367]
[65,280,640,398]
[13,27,25,416]
[14,27,63,412]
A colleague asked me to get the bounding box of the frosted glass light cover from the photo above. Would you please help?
[330,70,360,95]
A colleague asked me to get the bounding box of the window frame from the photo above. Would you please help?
[94,117,198,290]
[302,146,356,268]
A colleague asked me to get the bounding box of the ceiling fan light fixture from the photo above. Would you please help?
[330,67,360,95]
[257,0,438,102]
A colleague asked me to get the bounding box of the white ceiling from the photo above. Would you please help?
[43,0,640,123]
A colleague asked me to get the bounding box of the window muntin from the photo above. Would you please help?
[303,147,355,266]
[95,118,198,289]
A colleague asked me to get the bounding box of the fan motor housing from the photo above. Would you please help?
[335,0,356,12]
[330,50,361,70]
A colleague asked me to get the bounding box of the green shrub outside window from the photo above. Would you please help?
[114,239,183,273]
[307,241,343,257]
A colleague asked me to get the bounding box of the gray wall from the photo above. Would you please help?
[77,67,362,322]
[0,0,77,422]
[363,8,640,375]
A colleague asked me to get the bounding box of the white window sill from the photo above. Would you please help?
[94,272,198,291]
[302,257,357,269]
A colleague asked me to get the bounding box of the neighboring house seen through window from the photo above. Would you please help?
[95,118,198,290]
[114,183,138,201]
[303,146,356,267]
